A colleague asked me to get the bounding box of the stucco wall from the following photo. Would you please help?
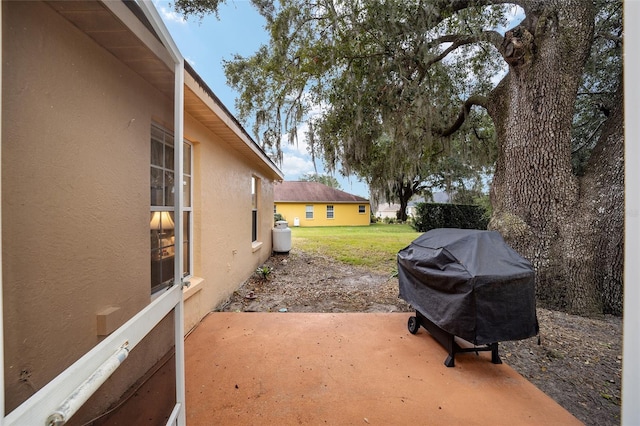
[183,113,276,325]
[2,1,174,416]
[276,202,370,227]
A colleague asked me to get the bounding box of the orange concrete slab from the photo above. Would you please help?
[185,313,580,425]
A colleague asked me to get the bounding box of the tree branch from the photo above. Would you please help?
[595,32,622,44]
[435,95,488,137]
[415,31,503,83]
[431,31,503,51]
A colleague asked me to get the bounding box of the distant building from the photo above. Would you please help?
[275,181,370,226]
[375,192,451,219]
[375,203,401,219]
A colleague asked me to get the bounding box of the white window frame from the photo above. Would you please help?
[359,205,366,214]
[251,176,260,243]
[183,142,193,281]
[305,205,314,220]
[327,205,334,219]
[151,124,193,293]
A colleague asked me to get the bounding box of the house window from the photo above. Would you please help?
[150,124,192,293]
[252,176,259,242]
[359,205,366,214]
[327,205,334,219]
[183,142,193,279]
[305,205,314,219]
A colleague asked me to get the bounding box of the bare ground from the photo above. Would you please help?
[217,249,623,426]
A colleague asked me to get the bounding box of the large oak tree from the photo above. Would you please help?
[176,0,623,315]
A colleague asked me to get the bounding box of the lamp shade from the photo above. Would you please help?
[150,211,175,231]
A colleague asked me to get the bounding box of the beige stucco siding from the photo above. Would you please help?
[184,113,275,325]
[2,1,174,415]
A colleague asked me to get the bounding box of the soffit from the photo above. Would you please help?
[46,0,174,98]
[184,75,283,181]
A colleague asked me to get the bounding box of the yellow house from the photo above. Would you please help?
[275,181,370,226]
[1,1,282,423]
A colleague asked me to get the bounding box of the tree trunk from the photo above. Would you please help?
[563,84,624,315]
[487,0,617,314]
[396,180,412,222]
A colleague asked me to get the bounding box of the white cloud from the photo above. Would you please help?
[280,152,316,180]
[157,4,187,25]
[282,134,309,156]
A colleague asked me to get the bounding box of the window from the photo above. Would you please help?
[150,124,192,293]
[359,205,366,214]
[252,176,259,242]
[183,143,193,279]
[305,205,314,219]
[326,205,334,219]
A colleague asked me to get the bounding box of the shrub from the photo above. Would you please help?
[255,265,273,281]
[411,203,489,232]
[274,213,284,224]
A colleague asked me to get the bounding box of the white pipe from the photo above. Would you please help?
[46,344,129,426]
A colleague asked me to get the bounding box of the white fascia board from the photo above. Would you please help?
[135,1,184,64]
[184,73,284,180]
[101,0,175,70]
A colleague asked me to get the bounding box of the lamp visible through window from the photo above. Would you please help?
[150,211,175,231]
[150,211,175,260]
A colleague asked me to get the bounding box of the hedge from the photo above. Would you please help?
[411,203,489,232]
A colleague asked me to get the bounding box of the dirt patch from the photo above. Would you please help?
[217,249,622,426]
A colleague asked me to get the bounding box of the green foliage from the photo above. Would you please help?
[199,0,505,195]
[411,203,488,232]
[274,213,284,223]
[472,194,493,223]
[173,0,224,19]
[299,173,342,189]
[175,0,618,219]
[255,265,273,281]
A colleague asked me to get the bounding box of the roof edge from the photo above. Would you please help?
[184,61,284,180]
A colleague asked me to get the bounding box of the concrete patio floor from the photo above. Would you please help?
[185,312,580,425]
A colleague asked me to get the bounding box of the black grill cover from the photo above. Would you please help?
[398,228,538,345]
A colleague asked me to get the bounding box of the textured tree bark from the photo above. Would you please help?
[564,84,624,315]
[395,179,415,222]
[485,0,622,315]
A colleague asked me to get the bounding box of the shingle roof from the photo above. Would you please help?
[274,181,369,203]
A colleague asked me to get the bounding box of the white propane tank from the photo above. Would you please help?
[272,220,292,253]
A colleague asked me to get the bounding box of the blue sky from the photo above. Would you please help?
[155,0,370,197]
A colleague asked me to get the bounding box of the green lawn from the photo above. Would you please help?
[290,223,422,274]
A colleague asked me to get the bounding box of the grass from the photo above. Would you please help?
[290,223,422,274]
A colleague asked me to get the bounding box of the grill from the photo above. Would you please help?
[397,228,539,367]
